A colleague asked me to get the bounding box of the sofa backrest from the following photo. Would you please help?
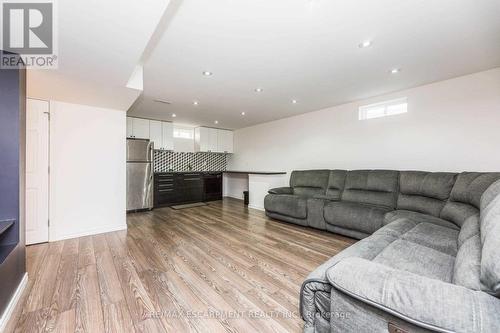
[397,171,456,217]
[290,170,330,197]
[341,170,399,209]
[441,172,500,227]
[325,170,347,200]
[479,179,500,298]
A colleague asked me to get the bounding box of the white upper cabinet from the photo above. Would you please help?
[161,122,174,151]
[126,117,134,138]
[194,127,208,152]
[217,129,234,153]
[208,128,218,152]
[195,127,233,153]
[127,117,173,150]
[149,120,162,149]
[127,117,150,139]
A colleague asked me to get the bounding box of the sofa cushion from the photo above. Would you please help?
[325,169,347,200]
[384,210,458,230]
[479,179,500,297]
[372,218,459,283]
[440,172,500,227]
[397,171,457,217]
[341,170,399,208]
[373,236,456,283]
[290,169,330,197]
[301,217,459,329]
[264,194,307,219]
[324,201,392,235]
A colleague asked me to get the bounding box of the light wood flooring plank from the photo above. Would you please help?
[8,198,355,333]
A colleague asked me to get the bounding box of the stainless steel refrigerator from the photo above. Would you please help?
[126,138,154,211]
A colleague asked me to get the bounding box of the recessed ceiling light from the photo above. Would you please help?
[241,112,245,116]
[202,71,213,76]
[390,68,401,74]
[358,40,372,48]
[254,88,263,92]
[291,99,298,104]
[214,120,219,124]
[193,101,199,105]
[172,113,176,117]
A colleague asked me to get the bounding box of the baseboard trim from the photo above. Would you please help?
[49,224,127,242]
[248,204,265,211]
[224,194,244,200]
[0,272,28,332]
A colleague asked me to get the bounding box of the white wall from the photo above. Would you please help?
[228,68,500,178]
[223,173,248,200]
[49,101,126,241]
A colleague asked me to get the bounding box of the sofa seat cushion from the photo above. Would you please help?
[264,194,307,219]
[324,201,392,235]
[384,210,459,230]
[373,220,458,282]
[301,217,462,331]
[373,239,455,282]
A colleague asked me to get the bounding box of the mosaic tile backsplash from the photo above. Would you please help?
[154,150,228,172]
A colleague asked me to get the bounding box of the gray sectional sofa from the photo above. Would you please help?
[264,170,500,333]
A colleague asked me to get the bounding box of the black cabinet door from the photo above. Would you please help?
[177,173,203,203]
[204,173,222,201]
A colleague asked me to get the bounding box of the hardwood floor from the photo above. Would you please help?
[6,198,355,333]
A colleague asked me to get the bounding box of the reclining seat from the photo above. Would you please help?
[264,170,330,226]
[301,172,500,333]
[384,171,458,229]
[323,170,399,239]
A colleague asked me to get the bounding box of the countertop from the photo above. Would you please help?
[154,170,286,175]
[223,170,287,175]
[155,171,223,174]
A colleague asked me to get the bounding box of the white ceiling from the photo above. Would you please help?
[27,0,171,110]
[128,0,500,129]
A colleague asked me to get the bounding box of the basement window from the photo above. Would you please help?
[173,127,194,139]
[359,97,408,120]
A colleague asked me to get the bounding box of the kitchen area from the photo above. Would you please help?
[126,116,287,212]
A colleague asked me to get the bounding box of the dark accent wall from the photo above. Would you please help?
[0,55,26,319]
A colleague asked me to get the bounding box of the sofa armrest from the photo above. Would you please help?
[327,257,500,333]
[268,187,293,195]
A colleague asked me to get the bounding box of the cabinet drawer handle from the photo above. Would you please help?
[184,178,201,181]
[158,189,173,193]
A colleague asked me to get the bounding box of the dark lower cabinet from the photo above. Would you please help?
[154,172,222,207]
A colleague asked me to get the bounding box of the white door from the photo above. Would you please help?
[26,99,50,245]
[162,122,174,150]
[149,120,162,149]
[132,118,150,139]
